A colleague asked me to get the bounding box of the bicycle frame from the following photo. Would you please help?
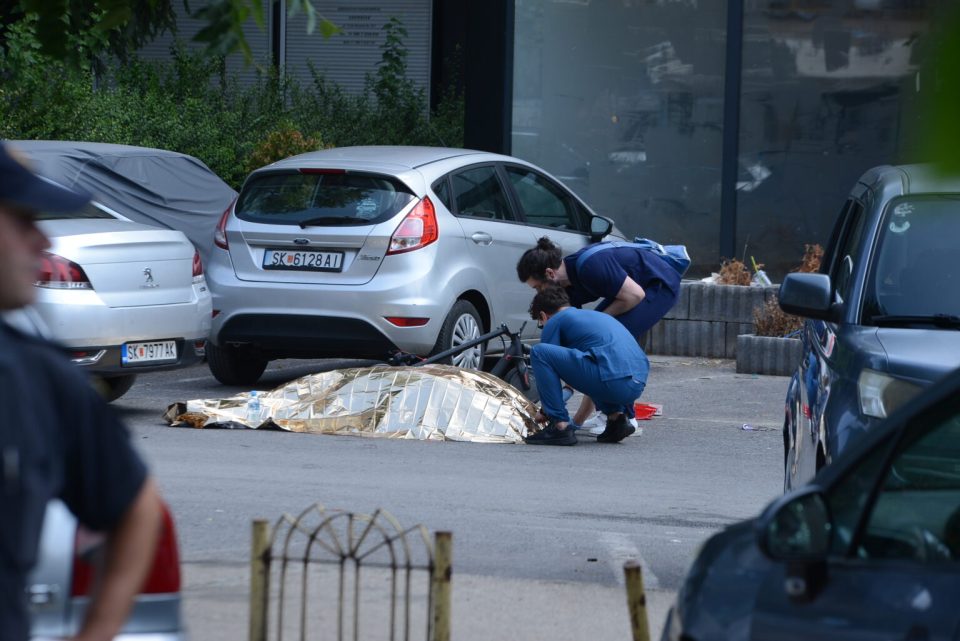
[388,322,535,396]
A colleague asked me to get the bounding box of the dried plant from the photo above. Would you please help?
[753,298,803,337]
[793,244,824,273]
[717,258,753,286]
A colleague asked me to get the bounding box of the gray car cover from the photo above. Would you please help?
[8,140,238,267]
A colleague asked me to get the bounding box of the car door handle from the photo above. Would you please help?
[471,232,493,246]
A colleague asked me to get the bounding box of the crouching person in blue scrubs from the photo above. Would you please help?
[517,237,679,432]
[525,285,649,446]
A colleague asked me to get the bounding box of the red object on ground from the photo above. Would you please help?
[634,402,660,420]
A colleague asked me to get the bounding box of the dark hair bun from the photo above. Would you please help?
[536,236,556,250]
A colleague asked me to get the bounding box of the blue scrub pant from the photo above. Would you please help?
[531,343,646,423]
[596,281,678,339]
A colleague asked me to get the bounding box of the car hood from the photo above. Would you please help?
[674,519,770,641]
[876,328,960,382]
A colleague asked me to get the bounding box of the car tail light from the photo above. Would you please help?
[71,501,182,597]
[387,197,438,255]
[214,199,236,250]
[36,252,92,289]
[192,250,204,283]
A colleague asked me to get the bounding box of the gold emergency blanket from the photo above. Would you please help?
[164,364,538,443]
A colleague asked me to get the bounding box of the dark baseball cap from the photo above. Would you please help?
[0,142,90,214]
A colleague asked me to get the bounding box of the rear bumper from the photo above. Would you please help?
[69,339,207,376]
[34,285,212,348]
[207,251,450,357]
[217,314,399,359]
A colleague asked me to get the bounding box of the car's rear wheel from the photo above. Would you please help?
[431,300,484,369]
[98,374,137,402]
[207,343,268,385]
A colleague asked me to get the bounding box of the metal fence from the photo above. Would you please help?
[249,504,452,641]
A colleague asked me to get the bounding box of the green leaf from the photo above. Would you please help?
[318,17,341,39]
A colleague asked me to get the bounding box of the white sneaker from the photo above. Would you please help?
[578,412,640,436]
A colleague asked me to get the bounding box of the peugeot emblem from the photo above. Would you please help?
[141,267,159,289]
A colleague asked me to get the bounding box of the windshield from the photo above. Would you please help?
[35,202,115,221]
[863,195,960,325]
[235,171,416,226]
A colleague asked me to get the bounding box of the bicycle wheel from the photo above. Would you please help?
[504,367,539,403]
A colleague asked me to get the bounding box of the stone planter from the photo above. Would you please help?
[735,334,803,376]
[642,282,780,358]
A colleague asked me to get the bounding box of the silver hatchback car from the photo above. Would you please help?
[205,146,622,384]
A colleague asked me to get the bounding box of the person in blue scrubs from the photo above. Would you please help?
[517,236,681,337]
[517,236,679,428]
[525,285,649,446]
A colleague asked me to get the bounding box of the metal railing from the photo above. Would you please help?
[249,504,452,641]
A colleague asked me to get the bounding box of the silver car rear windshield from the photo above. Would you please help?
[863,195,960,324]
[35,203,114,220]
[235,170,416,226]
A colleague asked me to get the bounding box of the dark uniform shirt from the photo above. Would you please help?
[0,322,147,641]
[562,244,682,310]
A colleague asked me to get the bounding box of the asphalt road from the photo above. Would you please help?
[113,355,789,640]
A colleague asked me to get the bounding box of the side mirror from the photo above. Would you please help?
[589,216,613,242]
[757,489,832,560]
[756,488,832,602]
[778,273,840,322]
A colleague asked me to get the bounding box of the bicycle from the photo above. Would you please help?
[388,322,539,402]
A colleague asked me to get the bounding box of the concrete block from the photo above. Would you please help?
[724,322,755,358]
[763,285,780,305]
[645,319,669,355]
[687,283,768,324]
[696,321,728,358]
[736,335,803,376]
[648,320,725,358]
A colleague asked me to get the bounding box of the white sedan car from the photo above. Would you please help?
[23,200,212,401]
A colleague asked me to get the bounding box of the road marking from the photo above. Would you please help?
[598,531,659,588]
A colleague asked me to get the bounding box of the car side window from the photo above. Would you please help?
[831,200,869,305]
[432,177,453,211]
[825,440,892,556]
[450,166,516,221]
[855,413,960,562]
[504,166,588,232]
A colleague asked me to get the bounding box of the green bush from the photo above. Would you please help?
[0,16,464,188]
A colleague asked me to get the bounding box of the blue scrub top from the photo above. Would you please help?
[540,307,649,382]
[563,244,681,309]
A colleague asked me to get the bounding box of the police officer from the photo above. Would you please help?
[0,143,163,641]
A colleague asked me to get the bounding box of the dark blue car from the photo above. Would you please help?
[778,164,960,490]
[663,364,960,641]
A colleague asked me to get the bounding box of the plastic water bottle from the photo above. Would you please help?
[246,390,261,423]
